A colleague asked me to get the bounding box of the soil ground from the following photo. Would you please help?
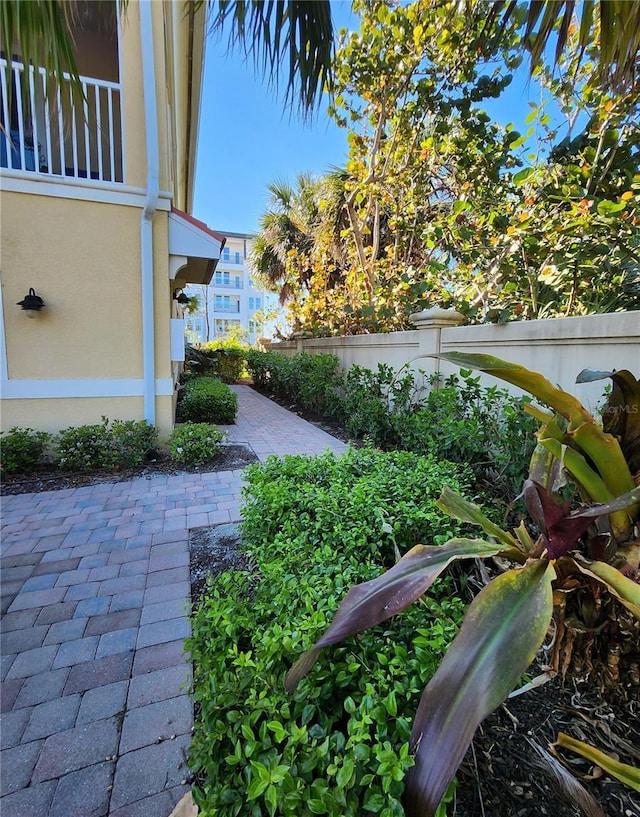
[0,444,258,496]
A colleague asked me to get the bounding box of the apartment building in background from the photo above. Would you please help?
[185,232,282,345]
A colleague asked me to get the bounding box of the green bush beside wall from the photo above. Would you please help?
[181,377,238,424]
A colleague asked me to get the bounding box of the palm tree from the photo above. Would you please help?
[1,1,84,102]
[1,0,334,117]
[4,1,638,119]
[249,174,321,303]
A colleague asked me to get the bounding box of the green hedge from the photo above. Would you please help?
[181,377,238,424]
[186,344,246,383]
[56,418,158,470]
[169,423,225,465]
[245,350,343,415]
[245,351,537,500]
[0,427,51,474]
[189,448,470,817]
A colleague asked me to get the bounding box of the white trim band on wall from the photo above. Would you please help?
[0,173,172,209]
[1,378,174,399]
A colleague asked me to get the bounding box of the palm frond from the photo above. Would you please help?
[1,0,81,107]
[205,0,334,116]
[486,0,640,93]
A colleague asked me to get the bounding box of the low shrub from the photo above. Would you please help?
[205,345,246,383]
[333,364,420,447]
[391,371,537,499]
[181,377,238,424]
[189,448,471,816]
[186,344,247,383]
[169,423,225,465]
[108,419,158,467]
[245,348,273,389]
[56,417,157,470]
[0,427,51,474]
[245,350,342,415]
[244,352,537,502]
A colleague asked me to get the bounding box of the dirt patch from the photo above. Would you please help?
[1,444,259,496]
[189,523,251,608]
[454,677,640,817]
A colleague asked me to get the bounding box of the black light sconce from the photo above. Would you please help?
[173,288,189,305]
[17,288,45,318]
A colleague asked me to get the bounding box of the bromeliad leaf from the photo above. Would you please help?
[435,353,593,425]
[404,560,554,817]
[284,538,503,693]
[436,354,635,509]
[574,559,640,619]
[525,738,606,817]
[556,733,640,792]
[436,486,519,553]
[577,369,640,474]
[523,482,640,558]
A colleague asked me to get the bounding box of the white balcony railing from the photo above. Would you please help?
[1,59,123,183]
[214,305,241,314]
[213,280,244,289]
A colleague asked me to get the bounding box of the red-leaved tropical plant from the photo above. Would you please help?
[285,354,640,816]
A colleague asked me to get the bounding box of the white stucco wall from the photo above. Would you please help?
[274,311,640,413]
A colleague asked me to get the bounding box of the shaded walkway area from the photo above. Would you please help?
[0,387,347,816]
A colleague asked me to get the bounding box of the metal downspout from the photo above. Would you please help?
[139,0,159,425]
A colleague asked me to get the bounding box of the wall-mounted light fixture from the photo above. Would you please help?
[17,288,45,318]
[173,288,189,305]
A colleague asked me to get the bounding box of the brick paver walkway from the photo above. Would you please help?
[0,386,347,817]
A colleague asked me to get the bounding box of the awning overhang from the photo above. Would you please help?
[168,207,226,285]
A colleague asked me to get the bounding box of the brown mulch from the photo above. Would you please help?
[0,444,258,496]
[454,679,640,817]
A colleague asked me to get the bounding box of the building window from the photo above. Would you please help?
[248,297,254,310]
[215,270,232,286]
[215,318,241,335]
[222,247,230,261]
[249,320,256,333]
[235,276,241,288]
[255,297,261,310]
[234,251,241,264]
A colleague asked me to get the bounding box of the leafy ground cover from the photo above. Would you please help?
[188,449,472,816]
[188,489,640,817]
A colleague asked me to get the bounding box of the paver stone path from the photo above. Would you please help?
[1,386,347,816]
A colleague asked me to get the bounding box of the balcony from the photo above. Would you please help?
[214,305,241,314]
[1,59,123,184]
[220,252,244,265]
[213,279,243,290]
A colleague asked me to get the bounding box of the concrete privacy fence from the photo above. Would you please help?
[272,309,640,413]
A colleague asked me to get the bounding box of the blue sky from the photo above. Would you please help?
[193,3,556,236]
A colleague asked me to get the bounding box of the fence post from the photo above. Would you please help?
[292,333,305,354]
[409,308,465,383]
